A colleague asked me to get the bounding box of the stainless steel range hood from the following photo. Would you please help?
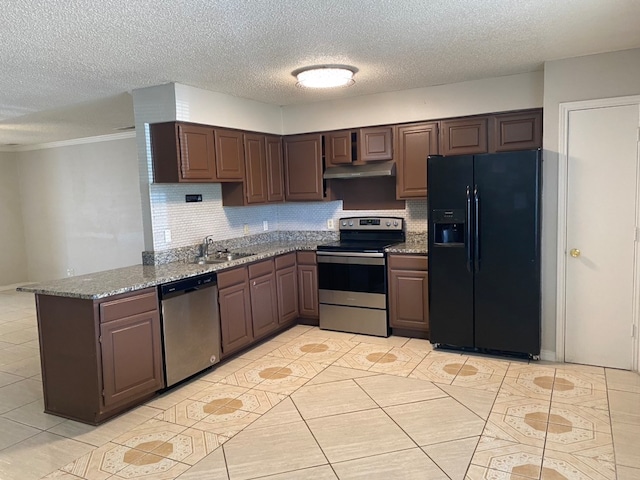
[323,161,396,179]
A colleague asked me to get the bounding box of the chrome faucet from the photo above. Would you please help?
[201,236,214,258]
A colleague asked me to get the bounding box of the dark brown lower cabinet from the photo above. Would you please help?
[275,253,299,325]
[297,251,319,320]
[248,260,279,340]
[388,254,429,335]
[218,267,253,358]
[36,288,164,425]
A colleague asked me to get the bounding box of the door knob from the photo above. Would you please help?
[570,248,581,258]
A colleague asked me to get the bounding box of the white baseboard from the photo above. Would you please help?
[540,349,556,362]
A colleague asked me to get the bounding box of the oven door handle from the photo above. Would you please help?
[316,251,384,258]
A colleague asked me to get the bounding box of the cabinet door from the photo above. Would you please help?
[214,128,245,181]
[359,126,392,162]
[440,117,488,156]
[219,281,253,357]
[490,110,542,152]
[266,135,285,202]
[325,131,352,167]
[178,124,217,181]
[250,272,279,339]
[396,123,438,199]
[388,269,429,332]
[283,134,324,201]
[100,310,164,407]
[276,265,299,324]
[244,133,268,204]
[298,264,319,318]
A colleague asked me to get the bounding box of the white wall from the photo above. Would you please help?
[0,151,28,285]
[17,135,144,281]
[282,71,543,133]
[541,48,640,357]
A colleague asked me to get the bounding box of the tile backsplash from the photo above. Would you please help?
[149,182,427,251]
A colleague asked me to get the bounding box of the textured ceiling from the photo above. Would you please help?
[1,0,640,145]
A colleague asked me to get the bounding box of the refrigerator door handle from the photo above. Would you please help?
[466,185,473,272]
[474,185,480,272]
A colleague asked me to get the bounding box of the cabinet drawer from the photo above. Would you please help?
[388,254,428,271]
[275,252,296,270]
[218,267,249,289]
[99,288,158,323]
[297,251,317,265]
[248,259,274,279]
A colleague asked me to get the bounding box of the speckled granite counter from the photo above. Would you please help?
[386,241,428,255]
[18,241,320,300]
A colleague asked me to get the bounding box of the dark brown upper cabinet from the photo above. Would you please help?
[213,128,245,181]
[395,122,438,199]
[283,134,324,201]
[266,135,285,202]
[151,122,243,183]
[440,117,488,156]
[489,109,542,153]
[243,133,268,204]
[325,130,353,167]
[359,126,393,162]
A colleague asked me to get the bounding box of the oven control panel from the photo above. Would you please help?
[339,217,404,231]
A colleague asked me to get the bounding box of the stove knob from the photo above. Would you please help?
[348,221,354,226]
[342,221,347,226]
[386,221,391,227]
[393,221,399,227]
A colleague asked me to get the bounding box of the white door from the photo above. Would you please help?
[565,103,640,369]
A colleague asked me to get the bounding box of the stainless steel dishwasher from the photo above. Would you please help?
[159,273,221,387]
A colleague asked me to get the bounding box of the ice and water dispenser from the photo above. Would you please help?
[432,209,465,245]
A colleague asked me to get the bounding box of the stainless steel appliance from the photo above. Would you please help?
[159,273,221,387]
[317,217,405,337]
[427,150,541,357]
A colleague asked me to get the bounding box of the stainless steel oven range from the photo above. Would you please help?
[317,217,405,337]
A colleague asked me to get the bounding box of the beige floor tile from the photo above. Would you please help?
[331,353,376,371]
[279,358,327,378]
[244,397,303,431]
[0,355,42,377]
[1,327,38,345]
[612,420,640,468]
[500,375,554,402]
[422,436,479,480]
[307,408,414,463]
[301,348,348,365]
[111,453,191,479]
[366,346,424,376]
[224,420,326,480]
[40,470,85,479]
[48,405,162,447]
[332,447,448,479]
[617,465,640,480]
[470,437,543,479]
[270,324,314,341]
[1,398,66,430]
[0,431,95,480]
[505,363,556,379]
[0,344,39,366]
[145,379,211,410]
[385,397,485,446]
[175,446,228,480]
[111,418,187,450]
[304,365,379,386]
[402,337,434,355]
[554,370,607,392]
[60,442,130,480]
[191,407,260,437]
[291,379,377,419]
[348,334,409,347]
[491,392,550,418]
[347,342,393,356]
[551,362,606,376]
[148,427,228,466]
[409,352,467,385]
[608,390,640,425]
[552,385,610,410]
[605,369,640,393]
[465,464,533,480]
[252,371,309,395]
[355,374,447,407]
[186,382,249,403]
[542,449,615,480]
[483,411,546,448]
[221,357,293,388]
[238,339,287,360]
[199,357,254,383]
[436,384,498,420]
[0,415,40,450]
[300,328,358,341]
[233,389,285,415]
[548,403,612,434]
[0,377,42,414]
[255,465,338,479]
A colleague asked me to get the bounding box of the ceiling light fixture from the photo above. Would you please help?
[294,66,356,89]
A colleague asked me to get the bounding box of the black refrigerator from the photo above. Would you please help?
[427,149,541,357]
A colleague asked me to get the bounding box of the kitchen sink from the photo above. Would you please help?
[194,252,254,265]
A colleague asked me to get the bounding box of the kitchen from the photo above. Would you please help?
[1,2,640,478]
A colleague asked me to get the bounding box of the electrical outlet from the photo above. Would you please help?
[263,220,268,231]
[327,219,335,230]
[164,229,172,243]
[243,224,249,235]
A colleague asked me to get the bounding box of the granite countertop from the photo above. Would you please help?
[386,241,428,255]
[18,241,319,300]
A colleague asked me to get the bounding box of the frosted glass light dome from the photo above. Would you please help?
[295,67,355,88]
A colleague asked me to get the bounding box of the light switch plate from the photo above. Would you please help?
[263,220,268,231]
[243,224,249,235]
[164,229,172,243]
[327,219,334,229]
